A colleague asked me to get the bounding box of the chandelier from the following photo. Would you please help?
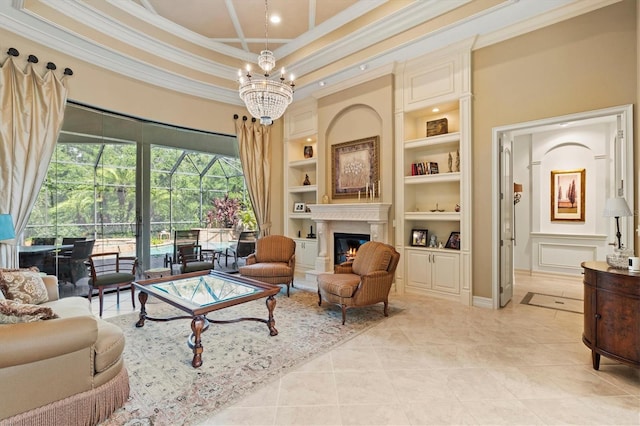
[238,0,295,126]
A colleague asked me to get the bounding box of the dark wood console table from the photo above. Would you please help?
[581,261,640,370]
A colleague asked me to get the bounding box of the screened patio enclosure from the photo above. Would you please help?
[24,102,247,278]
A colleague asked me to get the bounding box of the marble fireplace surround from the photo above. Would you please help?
[308,203,392,273]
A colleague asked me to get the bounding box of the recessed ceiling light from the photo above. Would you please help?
[306,138,312,142]
[319,81,326,87]
[270,15,281,24]
[432,107,440,113]
[559,122,570,127]
[359,64,368,71]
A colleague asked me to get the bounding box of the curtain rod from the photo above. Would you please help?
[233,114,256,122]
[6,47,73,75]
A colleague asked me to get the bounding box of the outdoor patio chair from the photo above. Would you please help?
[164,229,200,270]
[178,244,217,273]
[32,237,56,245]
[88,252,138,317]
[54,239,95,286]
[224,230,258,268]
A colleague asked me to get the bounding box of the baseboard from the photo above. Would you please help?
[472,296,493,309]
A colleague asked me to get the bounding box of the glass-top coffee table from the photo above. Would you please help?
[133,270,281,368]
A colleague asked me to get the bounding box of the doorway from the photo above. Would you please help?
[492,105,634,308]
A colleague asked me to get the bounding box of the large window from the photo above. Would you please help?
[24,102,245,273]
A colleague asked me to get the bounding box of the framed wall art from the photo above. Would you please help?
[331,136,379,198]
[410,229,428,247]
[550,168,585,221]
[293,202,306,213]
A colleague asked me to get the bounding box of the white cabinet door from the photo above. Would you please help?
[431,251,460,294]
[295,239,317,269]
[406,250,431,290]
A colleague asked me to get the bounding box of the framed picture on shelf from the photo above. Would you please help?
[444,232,460,250]
[331,136,379,198]
[550,168,585,222]
[426,118,448,137]
[293,202,306,213]
[410,229,428,247]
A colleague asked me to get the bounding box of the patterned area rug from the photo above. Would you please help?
[520,292,583,314]
[102,288,393,425]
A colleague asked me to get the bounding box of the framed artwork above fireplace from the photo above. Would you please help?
[331,136,379,199]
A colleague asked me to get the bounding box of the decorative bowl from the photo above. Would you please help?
[606,248,633,269]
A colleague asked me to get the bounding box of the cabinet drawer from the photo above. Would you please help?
[596,271,640,297]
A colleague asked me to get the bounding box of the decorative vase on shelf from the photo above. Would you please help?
[304,146,313,158]
[606,247,633,269]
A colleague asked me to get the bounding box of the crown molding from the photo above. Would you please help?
[286,0,469,78]
[474,0,622,49]
[310,63,395,100]
[39,0,240,76]
[0,2,243,105]
[1,0,620,107]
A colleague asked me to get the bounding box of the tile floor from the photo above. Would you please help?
[95,272,640,425]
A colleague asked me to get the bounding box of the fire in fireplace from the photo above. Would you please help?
[334,233,370,264]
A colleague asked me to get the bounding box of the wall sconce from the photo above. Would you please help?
[513,183,523,205]
[602,197,632,249]
[0,214,16,242]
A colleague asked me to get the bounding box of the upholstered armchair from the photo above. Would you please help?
[238,235,296,296]
[317,241,400,324]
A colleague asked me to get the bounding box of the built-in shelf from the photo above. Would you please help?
[288,158,316,169]
[404,132,460,149]
[404,211,460,221]
[289,212,312,219]
[405,172,460,184]
[288,185,317,193]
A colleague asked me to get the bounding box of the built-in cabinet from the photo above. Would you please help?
[294,238,318,271]
[284,100,319,277]
[406,248,460,294]
[394,41,472,304]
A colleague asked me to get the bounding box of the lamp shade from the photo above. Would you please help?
[602,197,632,217]
[0,214,15,241]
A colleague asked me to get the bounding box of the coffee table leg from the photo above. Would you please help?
[135,291,148,328]
[191,315,206,368]
[266,295,278,336]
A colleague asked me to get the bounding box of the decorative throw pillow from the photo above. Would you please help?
[0,269,49,304]
[0,299,58,324]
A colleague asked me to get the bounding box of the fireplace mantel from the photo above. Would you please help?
[307,203,392,272]
[308,203,391,222]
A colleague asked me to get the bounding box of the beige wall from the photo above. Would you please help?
[316,75,395,242]
[472,0,637,298]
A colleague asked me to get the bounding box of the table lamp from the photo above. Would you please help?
[0,214,15,242]
[602,197,632,249]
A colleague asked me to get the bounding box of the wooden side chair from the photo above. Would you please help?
[88,252,137,317]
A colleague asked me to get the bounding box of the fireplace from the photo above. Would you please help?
[334,233,370,264]
[308,203,391,272]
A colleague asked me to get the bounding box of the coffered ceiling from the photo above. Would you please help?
[0,0,620,105]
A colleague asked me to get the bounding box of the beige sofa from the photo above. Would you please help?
[0,275,129,425]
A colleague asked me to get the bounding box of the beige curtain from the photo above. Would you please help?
[0,57,69,268]
[235,118,271,237]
